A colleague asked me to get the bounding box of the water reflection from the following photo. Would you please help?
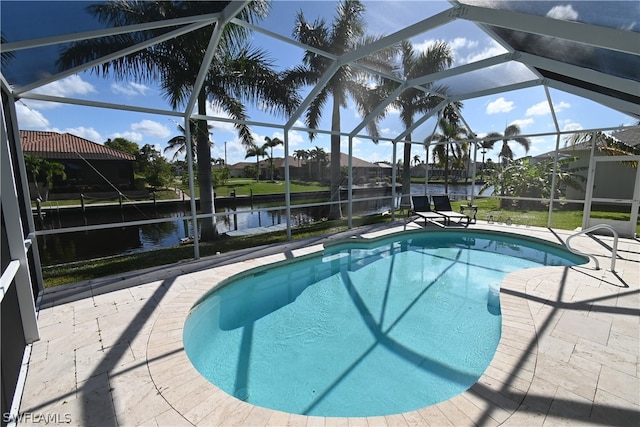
[37,184,487,265]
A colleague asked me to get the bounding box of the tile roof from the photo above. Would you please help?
[20,130,136,161]
[612,128,640,147]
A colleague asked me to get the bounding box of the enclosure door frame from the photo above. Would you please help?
[582,154,640,238]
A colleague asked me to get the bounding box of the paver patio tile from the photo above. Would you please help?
[399,409,427,427]
[597,364,640,405]
[242,405,276,427]
[112,380,173,426]
[590,388,640,426]
[535,353,599,401]
[573,337,637,375]
[538,334,575,363]
[189,396,241,426]
[345,416,368,427]
[554,310,612,346]
[265,410,291,426]
[153,408,193,426]
[415,405,453,426]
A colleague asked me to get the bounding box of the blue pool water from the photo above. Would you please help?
[183,230,585,417]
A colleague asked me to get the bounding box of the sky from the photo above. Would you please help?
[5,0,637,167]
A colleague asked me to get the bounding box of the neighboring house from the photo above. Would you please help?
[21,130,136,197]
[229,153,386,184]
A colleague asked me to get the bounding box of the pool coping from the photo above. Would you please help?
[145,226,579,425]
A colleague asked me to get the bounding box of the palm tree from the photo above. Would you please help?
[245,143,267,182]
[286,0,396,219]
[24,155,66,201]
[309,146,328,181]
[413,154,421,166]
[57,1,299,241]
[478,139,496,181]
[391,40,453,203]
[293,149,308,167]
[164,119,212,161]
[485,124,531,167]
[566,131,640,159]
[428,103,468,194]
[263,136,283,182]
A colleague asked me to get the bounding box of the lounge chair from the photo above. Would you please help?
[409,195,446,227]
[432,195,470,227]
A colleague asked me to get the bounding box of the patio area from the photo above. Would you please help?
[16,221,640,426]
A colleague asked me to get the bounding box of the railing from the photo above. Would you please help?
[566,224,618,272]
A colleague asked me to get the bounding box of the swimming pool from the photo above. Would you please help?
[183,229,586,417]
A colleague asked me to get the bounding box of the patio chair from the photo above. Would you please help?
[409,195,446,227]
[432,195,470,227]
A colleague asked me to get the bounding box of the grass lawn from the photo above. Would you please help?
[180,178,329,198]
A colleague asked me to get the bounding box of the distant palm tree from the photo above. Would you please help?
[428,103,468,193]
[286,0,396,219]
[164,120,212,161]
[413,154,421,166]
[263,136,283,182]
[245,143,267,182]
[309,146,328,181]
[485,124,530,167]
[478,139,496,181]
[293,149,309,167]
[391,40,453,203]
[57,1,299,241]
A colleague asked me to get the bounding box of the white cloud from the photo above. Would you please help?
[111,82,150,96]
[131,119,171,139]
[526,100,571,116]
[562,122,583,132]
[414,37,484,66]
[450,37,478,51]
[110,131,143,143]
[460,39,508,64]
[510,118,534,129]
[272,130,304,148]
[486,97,515,115]
[56,126,102,143]
[547,5,579,21]
[16,102,49,128]
[33,75,96,97]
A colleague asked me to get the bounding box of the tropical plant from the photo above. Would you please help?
[57,1,299,240]
[428,103,468,193]
[285,0,397,219]
[391,40,453,204]
[245,143,267,182]
[24,155,66,200]
[137,144,172,188]
[263,136,283,182]
[485,124,531,167]
[480,156,585,209]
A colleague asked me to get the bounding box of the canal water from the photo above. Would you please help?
[36,183,487,265]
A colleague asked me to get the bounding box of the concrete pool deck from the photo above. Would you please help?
[17,222,640,426]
